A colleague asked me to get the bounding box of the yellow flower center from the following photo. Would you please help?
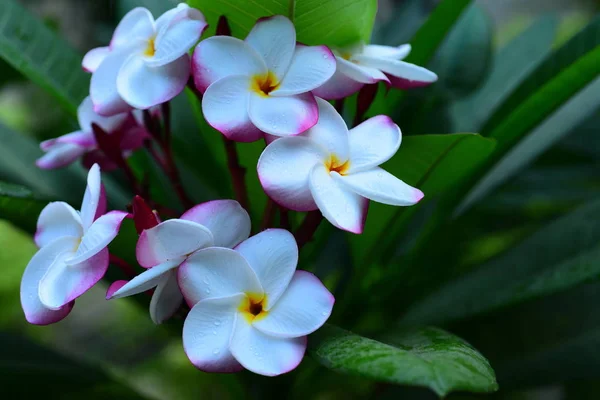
[250,71,279,97]
[144,37,156,57]
[325,155,350,175]
[239,293,269,323]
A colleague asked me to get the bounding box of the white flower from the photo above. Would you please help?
[192,16,336,142]
[258,98,423,233]
[107,200,251,324]
[86,3,207,115]
[20,164,127,325]
[179,229,334,376]
[313,43,438,100]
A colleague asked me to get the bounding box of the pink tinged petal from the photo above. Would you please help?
[354,55,438,86]
[181,200,251,248]
[149,19,207,67]
[90,49,136,116]
[121,126,150,150]
[303,98,350,160]
[66,211,128,266]
[309,165,368,234]
[154,3,205,37]
[117,54,190,110]
[183,295,244,373]
[253,271,334,338]
[201,75,263,142]
[248,92,318,136]
[35,202,82,248]
[311,68,365,100]
[257,137,325,211]
[38,247,109,309]
[95,184,107,221]
[337,57,389,84]
[36,143,87,170]
[347,115,401,173]
[42,130,96,150]
[178,247,263,307]
[387,74,436,90]
[192,36,266,93]
[334,168,423,206]
[106,280,128,299]
[272,45,336,97]
[110,7,155,49]
[80,164,102,231]
[235,229,297,310]
[83,47,110,73]
[230,320,307,376]
[136,219,214,268]
[77,96,127,134]
[362,44,411,60]
[149,270,183,324]
[245,16,296,82]
[21,236,78,325]
[109,259,182,299]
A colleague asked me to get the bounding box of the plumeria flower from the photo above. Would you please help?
[107,200,250,324]
[192,15,336,142]
[258,98,423,233]
[37,97,148,170]
[20,164,127,325]
[87,3,207,115]
[179,229,333,376]
[313,43,438,100]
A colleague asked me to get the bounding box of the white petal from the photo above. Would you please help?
[77,96,127,133]
[303,98,349,160]
[192,36,266,92]
[149,19,207,67]
[39,248,109,310]
[248,92,318,136]
[181,200,251,248]
[90,49,136,116]
[36,143,87,170]
[272,45,336,97]
[245,16,296,82]
[337,56,389,84]
[183,295,244,373]
[117,54,190,110]
[110,7,155,49]
[201,75,263,142]
[109,258,182,299]
[82,47,110,73]
[235,229,297,310]
[309,165,368,234]
[354,55,437,85]
[335,168,423,206]
[362,44,411,60]
[155,3,205,38]
[347,115,401,173]
[178,247,263,306]
[257,137,325,211]
[66,211,128,265]
[20,236,76,325]
[230,320,306,376]
[80,164,102,231]
[311,67,364,100]
[34,202,82,248]
[150,270,183,324]
[253,271,334,338]
[136,219,214,268]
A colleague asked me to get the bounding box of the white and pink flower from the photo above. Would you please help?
[179,229,333,376]
[313,43,438,100]
[20,164,127,325]
[87,3,207,115]
[192,16,336,142]
[107,200,251,324]
[258,98,423,233]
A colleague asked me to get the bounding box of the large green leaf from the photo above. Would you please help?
[309,324,498,397]
[0,181,47,233]
[402,198,600,326]
[0,0,88,115]
[188,0,377,47]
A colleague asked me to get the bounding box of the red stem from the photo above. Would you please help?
[260,199,277,231]
[223,137,250,212]
[279,206,291,230]
[109,254,137,279]
[294,211,323,249]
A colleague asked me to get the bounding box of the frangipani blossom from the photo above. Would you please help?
[108,200,251,324]
[87,3,207,115]
[313,43,438,100]
[20,164,127,325]
[258,98,423,234]
[193,16,336,142]
[179,229,333,376]
[37,97,148,170]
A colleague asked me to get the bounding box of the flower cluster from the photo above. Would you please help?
[24,3,437,376]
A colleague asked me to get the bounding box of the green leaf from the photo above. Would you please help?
[0,0,89,115]
[188,0,377,47]
[0,181,47,233]
[402,198,600,326]
[309,324,498,397]
[118,0,176,17]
